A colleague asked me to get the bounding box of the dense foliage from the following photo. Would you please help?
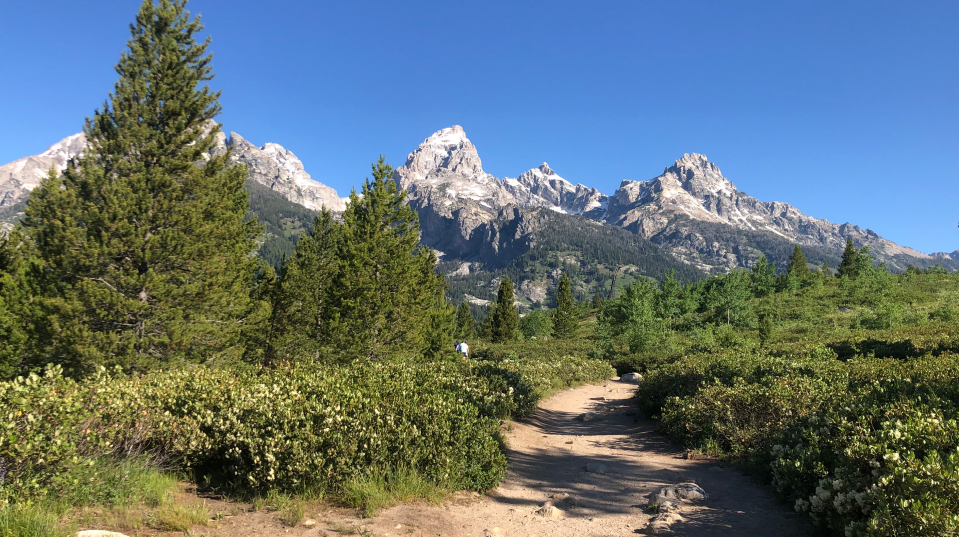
[606,247,959,536]
[265,158,447,363]
[0,353,613,503]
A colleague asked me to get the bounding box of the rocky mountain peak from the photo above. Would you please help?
[0,133,87,208]
[663,153,735,199]
[394,126,489,191]
[227,132,345,212]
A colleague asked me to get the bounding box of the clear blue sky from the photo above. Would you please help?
[1,1,956,253]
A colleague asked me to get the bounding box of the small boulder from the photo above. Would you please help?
[549,492,582,507]
[534,501,563,518]
[653,483,707,504]
[646,512,684,534]
[585,462,608,474]
[577,412,602,422]
[620,372,643,383]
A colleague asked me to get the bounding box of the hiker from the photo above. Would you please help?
[458,340,469,359]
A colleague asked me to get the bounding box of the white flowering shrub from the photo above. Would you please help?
[771,373,959,536]
[0,354,613,502]
[636,346,959,536]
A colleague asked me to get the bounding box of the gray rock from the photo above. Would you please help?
[620,372,642,383]
[585,462,608,474]
[653,483,708,505]
[577,412,602,422]
[603,153,936,272]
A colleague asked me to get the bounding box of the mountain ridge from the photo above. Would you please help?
[1,125,953,277]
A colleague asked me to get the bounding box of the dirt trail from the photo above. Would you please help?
[186,379,810,537]
[315,378,812,537]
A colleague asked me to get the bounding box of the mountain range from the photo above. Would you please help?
[2,125,955,308]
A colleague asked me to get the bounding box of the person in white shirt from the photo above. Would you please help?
[458,341,469,359]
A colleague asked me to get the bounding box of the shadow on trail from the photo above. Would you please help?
[491,382,717,518]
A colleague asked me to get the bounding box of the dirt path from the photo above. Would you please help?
[309,378,811,537]
[167,379,810,537]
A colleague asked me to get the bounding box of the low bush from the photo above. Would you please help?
[641,348,959,536]
[0,353,612,509]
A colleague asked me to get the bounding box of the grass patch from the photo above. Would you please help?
[52,456,177,509]
[0,505,67,537]
[341,468,449,517]
[149,501,210,532]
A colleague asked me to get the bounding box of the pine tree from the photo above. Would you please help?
[787,244,810,280]
[839,238,860,278]
[268,157,445,362]
[263,209,340,364]
[758,313,774,348]
[14,0,264,375]
[553,272,576,338]
[0,233,31,379]
[489,277,520,343]
[454,301,475,341]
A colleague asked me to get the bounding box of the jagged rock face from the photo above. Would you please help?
[394,126,612,262]
[0,129,346,227]
[394,126,520,260]
[395,126,515,211]
[223,132,346,212]
[605,153,931,271]
[0,133,86,208]
[503,163,608,218]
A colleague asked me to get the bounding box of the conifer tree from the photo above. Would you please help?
[268,157,445,362]
[839,238,860,278]
[787,244,810,279]
[489,277,520,343]
[263,209,340,364]
[553,273,577,338]
[454,301,475,340]
[14,0,264,375]
[424,292,455,359]
[758,313,774,348]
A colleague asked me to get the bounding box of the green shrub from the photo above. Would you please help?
[0,353,612,507]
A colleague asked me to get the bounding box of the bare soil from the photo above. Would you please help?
[81,379,811,537]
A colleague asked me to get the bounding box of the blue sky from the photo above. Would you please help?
[1,1,956,253]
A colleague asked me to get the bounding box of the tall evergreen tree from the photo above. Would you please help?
[489,277,520,343]
[454,301,475,340]
[786,244,810,279]
[12,0,264,375]
[269,157,444,362]
[839,238,860,278]
[553,272,577,338]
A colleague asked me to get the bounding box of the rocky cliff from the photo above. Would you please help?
[0,128,346,232]
[604,153,935,272]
